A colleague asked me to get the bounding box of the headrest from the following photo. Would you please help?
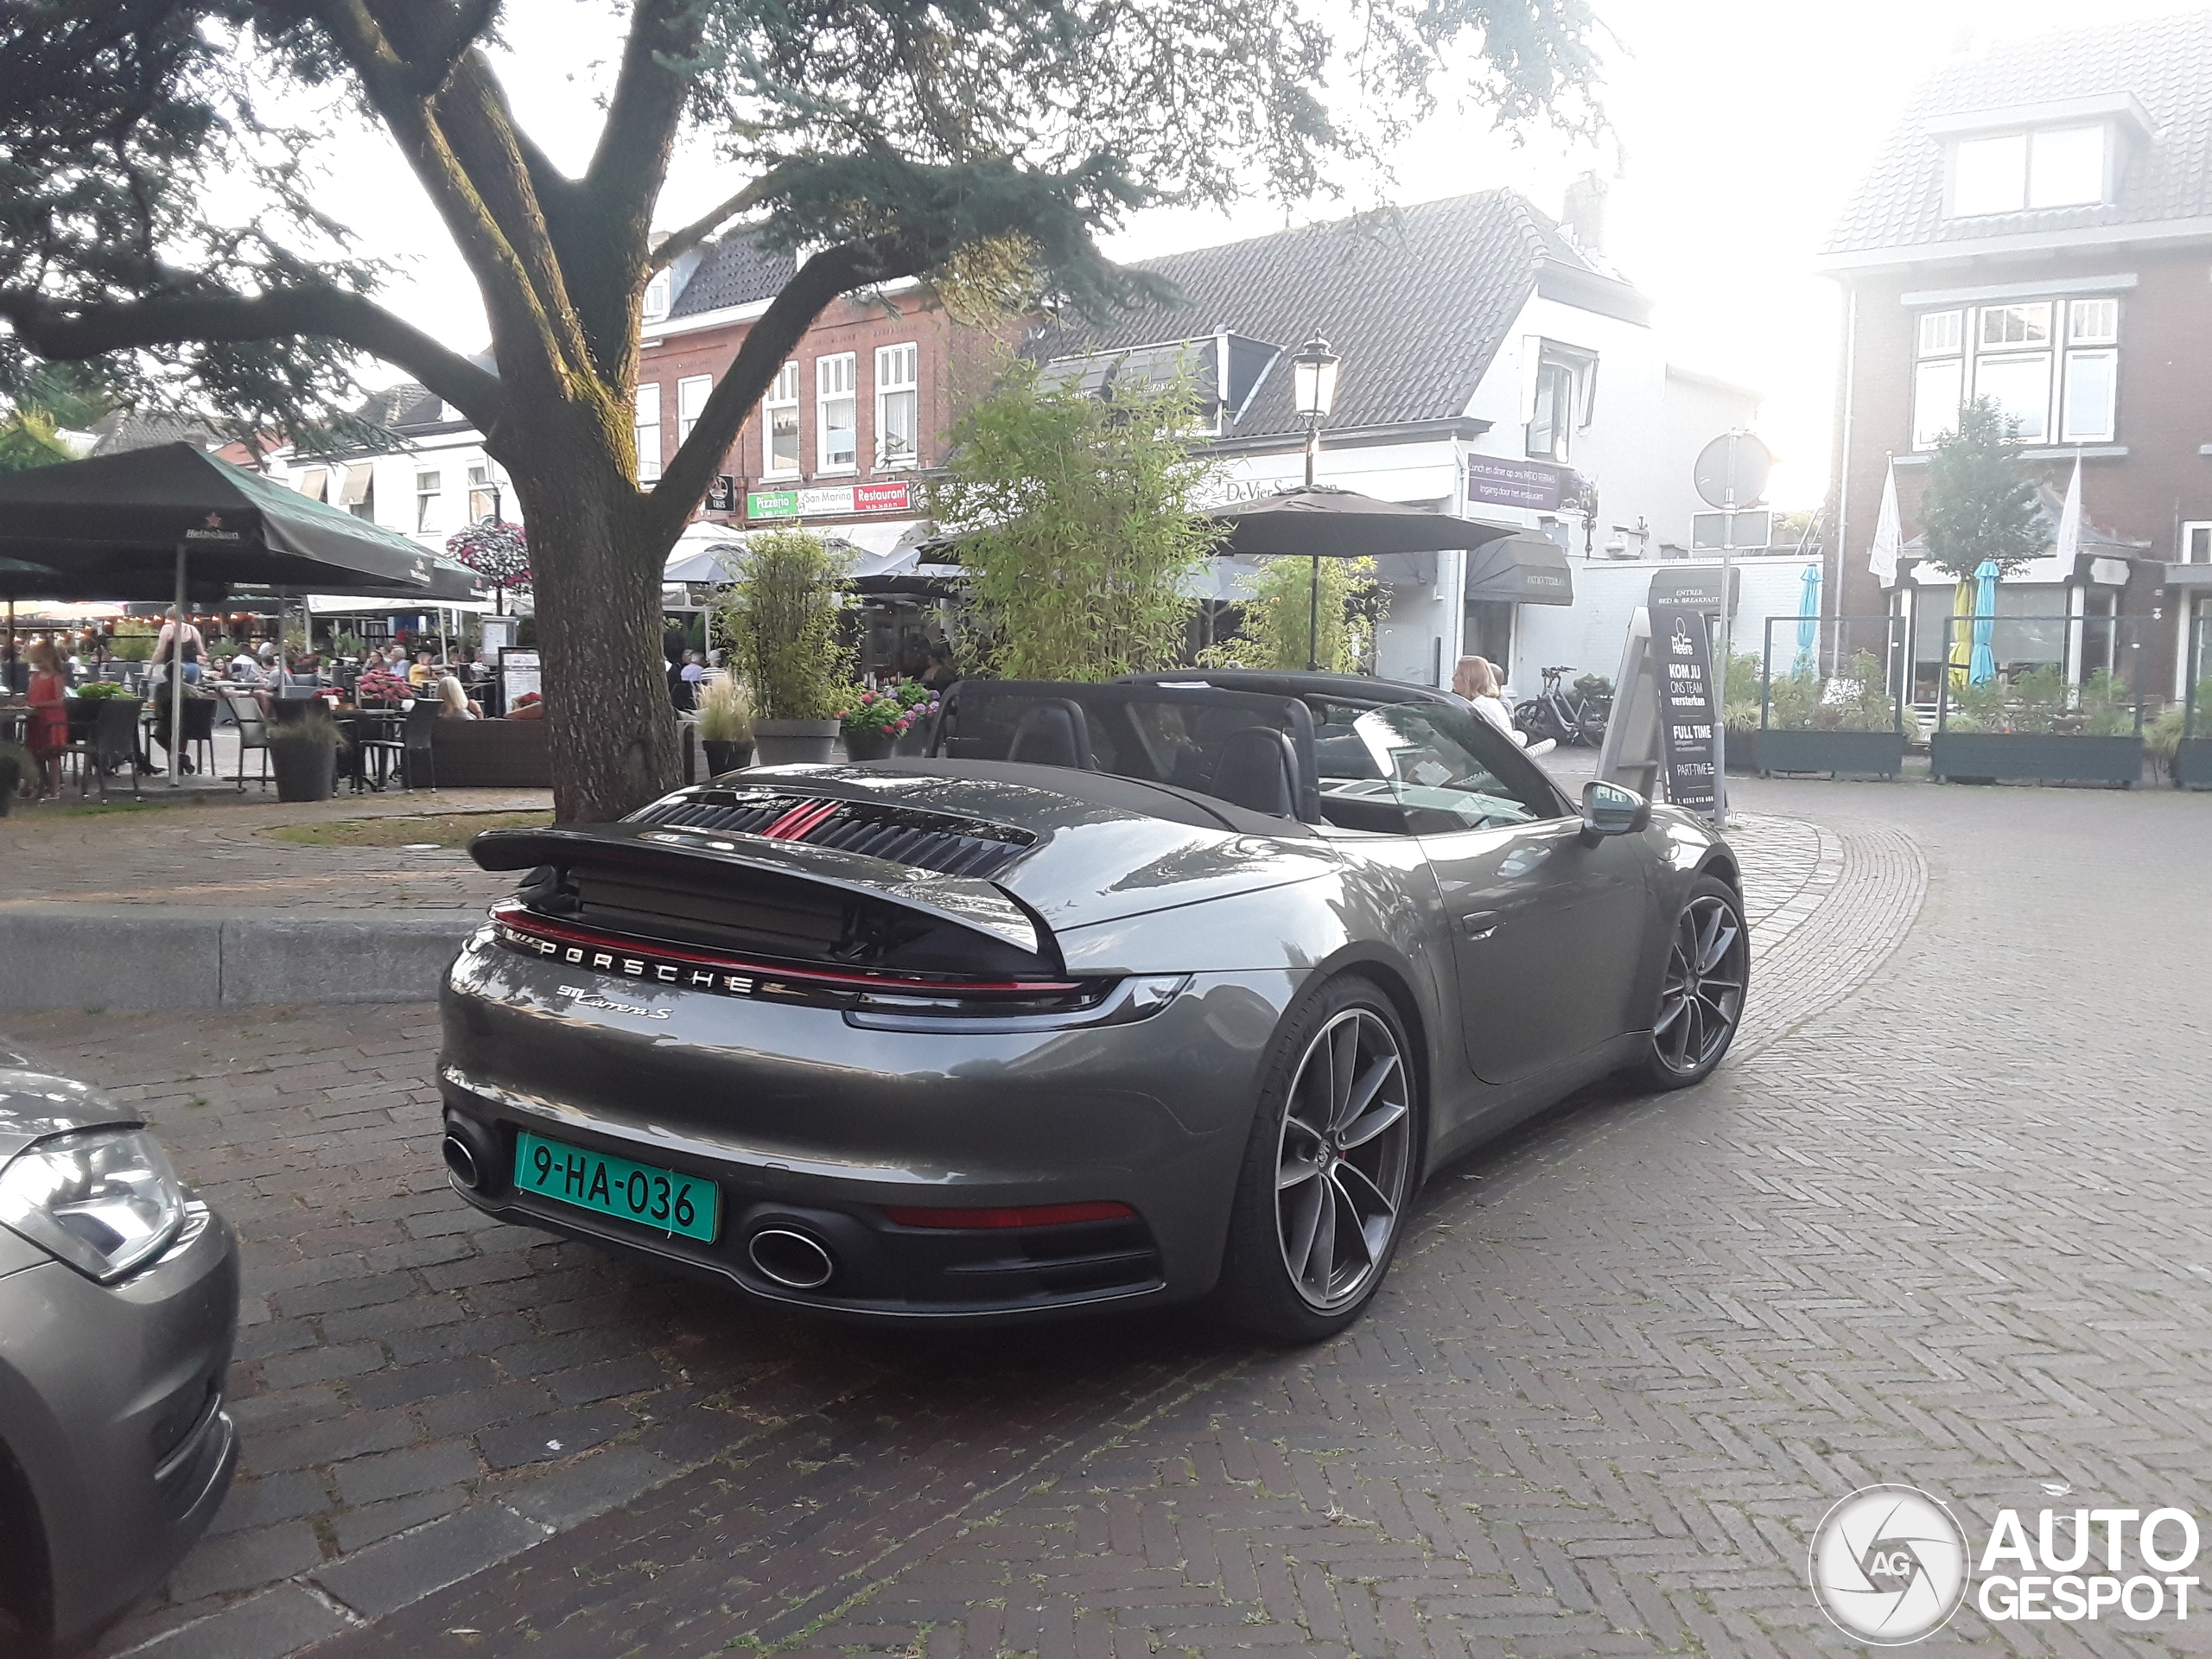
[1005,699,1093,770]
[1209,726,1298,818]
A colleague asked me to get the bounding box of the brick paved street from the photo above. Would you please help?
[7,779,2209,1657]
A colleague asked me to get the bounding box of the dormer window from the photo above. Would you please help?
[1951,124,2107,217]
[643,268,672,323]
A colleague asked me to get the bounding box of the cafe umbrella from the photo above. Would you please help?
[1202,486,1519,671]
[0,442,485,782]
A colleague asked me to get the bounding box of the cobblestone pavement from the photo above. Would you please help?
[0,787,545,913]
[0,806,1889,1659]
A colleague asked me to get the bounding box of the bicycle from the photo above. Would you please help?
[1514,665,1611,747]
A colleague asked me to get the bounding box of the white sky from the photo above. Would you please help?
[338,0,2204,510]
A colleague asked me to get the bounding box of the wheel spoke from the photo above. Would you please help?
[1329,1175,1378,1272]
[1278,1148,1325,1192]
[1282,1178,1325,1281]
[1654,991,1691,1036]
[1344,1051,1399,1125]
[1333,1157,1395,1224]
[1303,1180,1338,1294]
[1696,911,1739,974]
[1327,1019,1362,1132]
[1338,1095,1408,1151]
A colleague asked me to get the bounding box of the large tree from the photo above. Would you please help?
[0,0,1599,817]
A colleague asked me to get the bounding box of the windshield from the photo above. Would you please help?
[1315,702,1553,833]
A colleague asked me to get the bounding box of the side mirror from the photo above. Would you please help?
[1580,779,1651,842]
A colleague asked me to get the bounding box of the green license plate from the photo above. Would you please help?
[513,1131,720,1243]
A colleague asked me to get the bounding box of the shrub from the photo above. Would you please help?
[715,530,852,720]
[695,676,753,744]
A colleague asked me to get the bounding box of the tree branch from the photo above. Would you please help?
[0,286,506,430]
[645,174,779,276]
[585,0,706,254]
[640,245,884,550]
[397,0,499,99]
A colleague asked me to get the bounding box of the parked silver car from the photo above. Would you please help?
[0,1051,238,1656]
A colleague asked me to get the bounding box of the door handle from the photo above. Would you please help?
[1459,911,1499,940]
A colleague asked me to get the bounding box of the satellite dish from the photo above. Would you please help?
[1694,432,1773,511]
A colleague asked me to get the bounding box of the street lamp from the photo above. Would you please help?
[1290,335,1339,490]
[1288,336,1342,670]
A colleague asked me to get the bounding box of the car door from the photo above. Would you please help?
[1325,698,1651,1086]
[1420,815,1651,1084]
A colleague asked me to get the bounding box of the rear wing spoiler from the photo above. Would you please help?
[469,822,1046,958]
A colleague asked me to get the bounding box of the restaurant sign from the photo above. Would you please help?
[1465,455,1596,515]
[746,480,913,520]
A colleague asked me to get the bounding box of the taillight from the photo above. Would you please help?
[881,1200,1137,1230]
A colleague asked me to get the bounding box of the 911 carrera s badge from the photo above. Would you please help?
[556,985,671,1020]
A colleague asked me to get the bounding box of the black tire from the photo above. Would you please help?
[1573,706,1611,747]
[1518,700,1567,746]
[1213,975,1421,1343]
[1631,874,1749,1090]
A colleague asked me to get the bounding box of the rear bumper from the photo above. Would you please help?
[438,931,1303,1321]
[0,1202,239,1652]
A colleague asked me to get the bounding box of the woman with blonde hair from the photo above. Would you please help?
[1452,655,1553,755]
[24,639,69,798]
[435,674,482,719]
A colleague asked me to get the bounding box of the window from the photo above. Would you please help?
[1306,701,1557,835]
[677,375,712,445]
[643,269,671,323]
[1523,342,1596,464]
[634,383,662,481]
[816,353,856,472]
[763,362,800,475]
[415,469,442,533]
[467,462,499,523]
[2183,523,2212,564]
[1951,125,2106,217]
[1973,301,2053,443]
[1913,296,2121,448]
[1913,308,1965,449]
[875,343,918,468]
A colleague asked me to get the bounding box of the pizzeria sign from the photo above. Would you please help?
[746,480,913,520]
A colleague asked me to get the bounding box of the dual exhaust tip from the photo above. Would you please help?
[442,1128,836,1291]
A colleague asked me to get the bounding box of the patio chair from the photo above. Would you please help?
[226,693,270,791]
[399,700,442,789]
[61,698,142,802]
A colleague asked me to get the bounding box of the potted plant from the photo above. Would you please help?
[1931,666,2145,785]
[834,682,938,762]
[1757,651,1909,779]
[2158,676,2212,787]
[696,676,754,773]
[715,529,852,765]
[266,705,350,802]
[0,740,35,815]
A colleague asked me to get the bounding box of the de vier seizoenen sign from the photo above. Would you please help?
[746,480,913,520]
[1647,603,1719,817]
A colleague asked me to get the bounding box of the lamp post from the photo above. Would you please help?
[1289,335,1341,671]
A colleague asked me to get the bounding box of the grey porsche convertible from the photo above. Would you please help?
[438,671,1746,1340]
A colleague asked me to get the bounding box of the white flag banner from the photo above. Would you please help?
[1868,458,1901,586]
[2054,454,2083,570]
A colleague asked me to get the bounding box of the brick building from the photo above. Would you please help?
[637,237,1007,558]
[1821,14,2212,702]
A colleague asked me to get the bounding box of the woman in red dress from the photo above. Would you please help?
[24,639,68,798]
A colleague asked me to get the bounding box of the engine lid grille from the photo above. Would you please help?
[630,788,1035,880]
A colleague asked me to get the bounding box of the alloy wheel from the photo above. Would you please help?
[1274,1007,1413,1310]
[1653,893,1746,1075]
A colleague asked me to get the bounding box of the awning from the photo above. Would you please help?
[2165,563,2212,590]
[1464,534,1574,605]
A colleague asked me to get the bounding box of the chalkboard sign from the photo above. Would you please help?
[1647,604,1719,817]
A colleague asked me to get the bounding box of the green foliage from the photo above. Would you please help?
[931,359,1216,681]
[1760,651,1899,732]
[73,680,130,701]
[106,623,156,662]
[695,676,753,744]
[714,531,853,720]
[0,407,73,473]
[1201,556,1381,674]
[1918,397,2046,580]
[2077,668,2139,737]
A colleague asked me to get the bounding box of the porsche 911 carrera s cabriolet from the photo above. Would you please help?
[436,671,1746,1340]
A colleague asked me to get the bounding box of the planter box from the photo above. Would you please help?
[2173,737,2212,790]
[428,719,552,789]
[1723,730,1757,774]
[1756,728,1906,779]
[1931,732,2143,785]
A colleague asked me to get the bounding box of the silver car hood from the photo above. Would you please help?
[0,1068,137,1160]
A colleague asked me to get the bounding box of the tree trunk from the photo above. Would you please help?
[507,428,679,823]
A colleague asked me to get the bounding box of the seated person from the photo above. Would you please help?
[436,674,482,720]
[408,650,439,688]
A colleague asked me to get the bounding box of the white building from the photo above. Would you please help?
[1041,188,1767,694]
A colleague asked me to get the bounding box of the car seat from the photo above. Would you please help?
[1208,726,1299,817]
[1005,700,1094,769]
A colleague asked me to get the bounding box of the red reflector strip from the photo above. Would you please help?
[762,799,841,841]
[486,900,1084,995]
[881,1200,1137,1230]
